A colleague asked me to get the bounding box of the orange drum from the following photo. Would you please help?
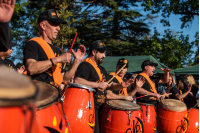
[101,100,144,133]
[31,80,71,133]
[62,82,96,133]
[137,102,157,133]
[157,99,188,133]
[186,108,199,133]
[0,66,37,133]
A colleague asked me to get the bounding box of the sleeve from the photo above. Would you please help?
[0,22,12,52]
[74,63,91,80]
[23,41,39,63]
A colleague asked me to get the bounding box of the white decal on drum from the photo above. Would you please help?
[78,109,83,118]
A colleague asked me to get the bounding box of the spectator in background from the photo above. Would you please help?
[0,0,15,51]
[158,74,175,98]
[184,74,199,96]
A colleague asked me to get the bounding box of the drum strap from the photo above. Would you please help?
[109,72,128,96]
[139,73,157,94]
[29,37,62,87]
[82,58,103,82]
[179,90,184,102]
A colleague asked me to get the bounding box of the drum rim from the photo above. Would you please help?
[137,102,155,106]
[33,80,59,110]
[107,100,142,111]
[68,82,95,92]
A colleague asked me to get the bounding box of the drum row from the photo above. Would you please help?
[0,66,199,133]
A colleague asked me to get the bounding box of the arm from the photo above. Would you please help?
[109,78,135,91]
[106,90,133,102]
[26,52,71,75]
[74,77,108,90]
[158,68,171,84]
[129,77,145,96]
[137,87,161,99]
[176,84,192,100]
[62,45,86,83]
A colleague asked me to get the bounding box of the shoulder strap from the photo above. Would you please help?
[109,72,128,96]
[139,73,157,94]
[82,58,103,82]
[179,90,184,102]
[29,37,62,87]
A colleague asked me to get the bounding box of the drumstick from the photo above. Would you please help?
[63,33,78,69]
[132,95,149,99]
[107,64,126,84]
[149,93,172,99]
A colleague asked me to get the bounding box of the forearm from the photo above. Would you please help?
[163,72,169,83]
[129,87,139,96]
[177,91,190,100]
[106,90,126,100]
[109,82,123,91]
[74,77,99,88]
[62,59,81,83]
[27,60,52,75]
[137,87,156,96]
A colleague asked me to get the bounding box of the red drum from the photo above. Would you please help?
[0,66,37,133]
[101,100,144,133]
[137,102,157,133]
[186,108,199,133]
[157,99,188,133]
[62,82,96,133]
[31,80,71,133]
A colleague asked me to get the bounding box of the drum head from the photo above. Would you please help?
[68,82,95,92]
[0,66,37,106]
[160,99,187,112]
[33,80,59,110]
[107,100,141,111]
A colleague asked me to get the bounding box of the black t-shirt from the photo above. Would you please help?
[169,86,180,99]
[74,62,110,109]
[108,74,133,95]
[23,40,65,85]
[135,75,160,106]
[0,58,16,70]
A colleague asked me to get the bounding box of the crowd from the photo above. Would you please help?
[0,1,199,133]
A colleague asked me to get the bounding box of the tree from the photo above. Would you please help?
[140,0,199,28]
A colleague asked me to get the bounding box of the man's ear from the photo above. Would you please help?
[40,21,46,30]
[92,49,96,56]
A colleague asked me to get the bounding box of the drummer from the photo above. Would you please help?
[108,58,144,100]
[23,9,86,89]
[169,76,192,102]
[135,60,171,107]
[74,40,139,133]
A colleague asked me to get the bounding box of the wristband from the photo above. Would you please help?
[50,58,55,66]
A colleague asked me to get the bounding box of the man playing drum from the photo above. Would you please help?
[23,9,86,89]
[135,60,171,106]
[108,58,144,100]
[169,76,192,101]
[74,40,144,133]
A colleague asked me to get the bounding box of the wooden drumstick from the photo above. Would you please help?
[149,93,172,99]
[107,64,126,84]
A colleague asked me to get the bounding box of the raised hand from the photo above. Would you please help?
[160,68,171,73]
[59,52,72,64]
[17,65,25,74]
[0,0,15,22]
[135,77,145,89]
[71,44,86,62]
[122,78,134,88]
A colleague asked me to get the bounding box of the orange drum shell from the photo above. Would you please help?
[139,104,156,133]
[157,105,188,133]
[101,104,143,133]
[186,108,199,133]
[0,106,33,133]
[63,87,95,133]
[31,102,70,133]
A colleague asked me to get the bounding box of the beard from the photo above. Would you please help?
[98,59,103,64]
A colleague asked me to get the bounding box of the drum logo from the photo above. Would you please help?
[176,117,188,133]
[125,117,144,133]
[44,116,68,133]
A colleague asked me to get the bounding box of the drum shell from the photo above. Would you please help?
[157,105,188,133]
[100,103,143,133]
[186,108,199,133]
[63,86,95,133]
[138,104,156,133]
[31,102,70,133]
